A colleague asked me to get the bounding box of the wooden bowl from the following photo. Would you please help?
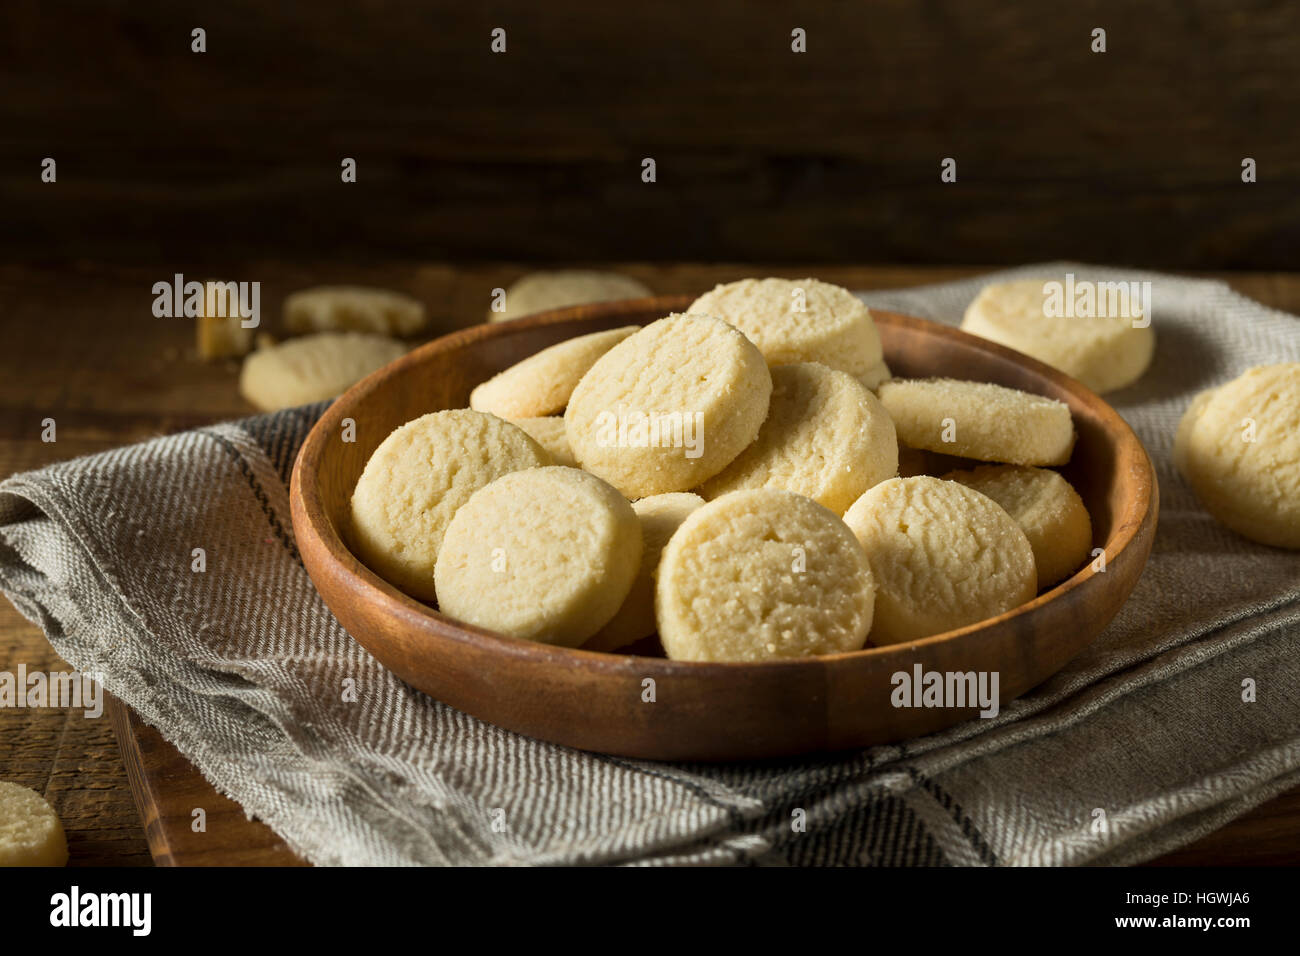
[290,296,1157,761]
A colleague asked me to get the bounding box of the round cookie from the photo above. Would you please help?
[349,409,551,601]
[0,782,68,866]
[435,467,642,647]
[656,489,875,662]
[584,492,705,653]
[843,476,1037,644]
[508,416,578,467]
[488,270,652,323]
[944,464,1092,589]
[283,285,427,336]
[962,279,1155,393]
[877,378,1076,466]
[688,277,884,379]
[699,363,898,515]
[239,332,407,411]
[1175,363,1300,548]
[469,325,639,419]
[565,313,772,498]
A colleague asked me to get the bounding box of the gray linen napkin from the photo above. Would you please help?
[2,262,1298,866]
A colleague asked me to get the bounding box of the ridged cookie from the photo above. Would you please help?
[469,326,638,418]
[488,270,652,322]
[688,277,884,379]
[435,467,642,647]
[239,332,406,411]
[656,489,875,662]
[843,476,1037,644]
[945,464,1092,589]
[284,285,427,336]
[877,378,1076,466]
[565,314,772,498]
[349,410,551,601]
[962,279,1155,393]
[699,363,898,514]
[0,782,68,866]
[584,492,705,653]
[1175,363,1300,548]
[508,416,578,467]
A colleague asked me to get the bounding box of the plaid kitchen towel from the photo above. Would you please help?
[2,262,1299,866]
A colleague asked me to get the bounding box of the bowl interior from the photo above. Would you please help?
[312,297,1132,605]
[290,295,1156,758]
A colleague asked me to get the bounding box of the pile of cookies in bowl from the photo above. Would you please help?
[339,276,1169,664]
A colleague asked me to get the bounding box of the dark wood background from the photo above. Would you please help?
[2,0,1296,269]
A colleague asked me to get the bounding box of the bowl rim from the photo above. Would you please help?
[290,295,1156,677]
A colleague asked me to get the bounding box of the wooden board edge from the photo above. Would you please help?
[105,692,308,867]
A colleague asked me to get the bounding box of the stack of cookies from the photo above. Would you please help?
[343,275,1278,664]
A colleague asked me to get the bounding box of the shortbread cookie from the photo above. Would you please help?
[656,489,875,662]
[435,467,642,646]
[843,477,1037,644]
[239,332,406,410]
[945,464,1092,589]
[688,278,884,379]
[508,416,578,467]
[0,782,68,866]
[350,410,550,601]
[877,378,1076,466]
[699,363,898,514]
[284,285,427,336]
[1175,363,1300,548]
[584,492,705,653]
[470,326,639,419]
[488,270,652,323]
[962,279,1155,393]
[566,314,772,498]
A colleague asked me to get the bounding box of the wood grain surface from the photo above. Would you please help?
[2,262,1299,864]
[3,1,1299,268]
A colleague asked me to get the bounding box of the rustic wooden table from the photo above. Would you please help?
[2,261,1298,866]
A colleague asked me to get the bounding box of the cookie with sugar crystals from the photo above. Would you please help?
[0,781,68,866]
[584,492,705,653]
[944,464,1092,589]
[699,363,898,515]
[1175,363,1300,548]
[565,313,772,498]
[962,279,1154,393]
[488,271,652,322]
[688,277,884,380]
[239,332,406,411]
[470,326,639,419]
[349,409,550,601]
[877,378,1076,466]
[843,476,1037,644]
[656,489,875,662]
[435,467,642,647]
